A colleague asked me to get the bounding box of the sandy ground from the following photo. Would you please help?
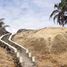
[13,27,67,67]
[0,46,16,67]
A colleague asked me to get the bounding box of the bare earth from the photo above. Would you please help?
[13,27,67,67]
[0,47,16,67]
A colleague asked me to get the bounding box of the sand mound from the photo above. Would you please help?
[13,27,67,67]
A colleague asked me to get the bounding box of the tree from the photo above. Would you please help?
[0,18,9,35]
[50,0,67,27]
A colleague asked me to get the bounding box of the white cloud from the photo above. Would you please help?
[0,0,61,33]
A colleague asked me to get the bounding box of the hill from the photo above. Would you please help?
[12,27,67,67]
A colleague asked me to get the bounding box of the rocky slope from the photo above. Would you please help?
[12,27,67,67]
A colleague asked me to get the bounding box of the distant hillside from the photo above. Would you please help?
[12,27,67,67]
[17,29,35,33]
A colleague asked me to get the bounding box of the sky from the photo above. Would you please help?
[0,0,61,33]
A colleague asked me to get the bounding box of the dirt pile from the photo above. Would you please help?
[12,27,67,67]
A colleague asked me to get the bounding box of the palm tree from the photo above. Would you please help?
[0,18,5,27]
[0,18,9,35]
[50,0,67,27]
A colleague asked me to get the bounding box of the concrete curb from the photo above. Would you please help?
[0,34,24,67]
[9,33,36,64]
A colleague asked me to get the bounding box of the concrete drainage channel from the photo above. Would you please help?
[0,38,22,67]
[0,33,37,67]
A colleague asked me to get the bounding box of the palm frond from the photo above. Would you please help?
[50,10,59,18]
[53,14,58,23]
[3,25,9,28]
[57,13,61,24]
[0,25,9,30]
[64,16,67,24]
[54,4,58,8]
[0,18,4,21]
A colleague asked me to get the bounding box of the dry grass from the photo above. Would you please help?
[0,46,16,67]
[51,34,67,54]
[13,27,67,67]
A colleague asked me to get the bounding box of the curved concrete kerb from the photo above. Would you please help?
[29,52,32,58]
[9,33,36,66]
[9,34,27,50]
[0,34,23,67]
[19,56,23,63]
[17,52,20,58]
[14,49,17,53]
[0,39,17,53]
[32,56,35,63]
[0,34,18,53]
[26,49,29,53]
